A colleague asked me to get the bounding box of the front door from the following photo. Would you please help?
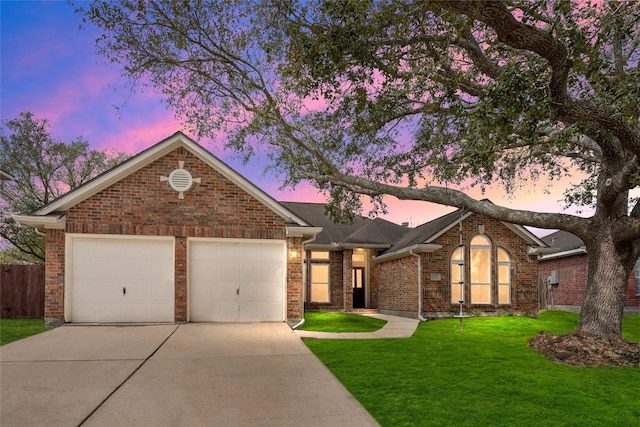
[352,267,365,308]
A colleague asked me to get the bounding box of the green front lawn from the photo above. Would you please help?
[0,318,48,345]
[305,311,640,427]
[299,311,387,332]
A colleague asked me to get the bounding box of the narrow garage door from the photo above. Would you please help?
[189,239,286,322]
[68,236,175,323]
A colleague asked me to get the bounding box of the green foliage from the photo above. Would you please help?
[0,318,48,345]
[305,311,640,426]
[0,112,129,262]
[300,311,387,332]
[75,0,640,225]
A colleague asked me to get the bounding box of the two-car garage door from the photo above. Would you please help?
[67,235,286,323]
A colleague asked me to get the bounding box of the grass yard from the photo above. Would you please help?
[299,311,387,332]
[0,318,47,346]
[305,311,640,427]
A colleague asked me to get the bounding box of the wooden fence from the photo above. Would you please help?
[1,264,45,318]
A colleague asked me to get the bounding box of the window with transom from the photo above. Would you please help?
[470,235,491,304]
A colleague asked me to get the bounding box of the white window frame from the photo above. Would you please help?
[470,235,492,305]
[310,263,330,303]
[450,246,465,304]
[497,247,511,305]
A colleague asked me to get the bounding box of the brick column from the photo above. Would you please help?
[45,229,65,327]
[343,249,353,312]
[174,237,187,322]
[286,237,304,321]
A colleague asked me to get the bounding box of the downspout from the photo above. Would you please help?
[409,249,427,321]
[291,234,318,330]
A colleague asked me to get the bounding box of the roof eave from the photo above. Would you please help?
[501,223,548,247]
[539,247,587,260]
[286,226,323,238]
[13,214,66,230]
[371,243,442,263]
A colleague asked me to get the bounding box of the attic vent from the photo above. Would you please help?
[169,168,193,192]
[160,161,202,199]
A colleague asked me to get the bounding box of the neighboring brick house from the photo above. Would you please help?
[539,230,640,312]
[15,132,321,327]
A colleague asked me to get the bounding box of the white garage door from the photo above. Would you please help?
[189,239,286,322]
[68,236,175,323]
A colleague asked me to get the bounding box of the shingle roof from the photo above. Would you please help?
[281,202,408,247]
[383,209,467,254]
[541,230,584,251]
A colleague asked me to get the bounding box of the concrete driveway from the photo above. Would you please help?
[0,323,378,427]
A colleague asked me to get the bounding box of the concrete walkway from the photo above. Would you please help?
[294,313,420,339]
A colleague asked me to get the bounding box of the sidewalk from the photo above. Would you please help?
[293,313,420,339]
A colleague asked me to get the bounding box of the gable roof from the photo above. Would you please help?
[374,208,548,262]
[539,230,586,260]
[0,169,14,180]
[281,202,408,248]
[384,209,472,254]
[15,131,310,228]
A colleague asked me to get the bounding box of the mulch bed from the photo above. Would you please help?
[529,332,640,367]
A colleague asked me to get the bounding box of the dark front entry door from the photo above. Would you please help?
[352,267,365,308]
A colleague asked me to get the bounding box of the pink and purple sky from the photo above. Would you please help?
[2,1,623,236]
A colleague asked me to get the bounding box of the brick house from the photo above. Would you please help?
[539,230,640,312]
[15,132,321,326]
[15,132,549,325]
[370,209,546,318]
[281,202,409,312]
[284,203,548,318]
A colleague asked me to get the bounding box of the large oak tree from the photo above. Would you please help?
[77,0,639,340]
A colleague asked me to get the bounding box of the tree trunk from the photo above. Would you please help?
[576,229,634,340]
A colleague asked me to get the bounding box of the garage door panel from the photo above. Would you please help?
[189,240,285,322]
[262,282,283,303]
[241,284,260,300]
[69,237,175,323]
[151,280,175,299]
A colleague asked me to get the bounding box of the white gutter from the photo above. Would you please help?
[13,214,66,230]
[371,243,442,263]
[539,247,587,261]
[409,249,427,322]
[291,318,305,330]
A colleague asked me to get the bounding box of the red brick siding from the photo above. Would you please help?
[373,214,539,315]
[342,249,353,312]
[539,254,640,307]
[44,229,65,320]
[626,271,640,306]
[46,147,296,323]
[375,256,419,313]
[65,148,285,239]
[287,237,304,320]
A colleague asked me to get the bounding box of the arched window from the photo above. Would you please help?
[497,248,511,304]
[450,246,465,304]
[470,235,491,304]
